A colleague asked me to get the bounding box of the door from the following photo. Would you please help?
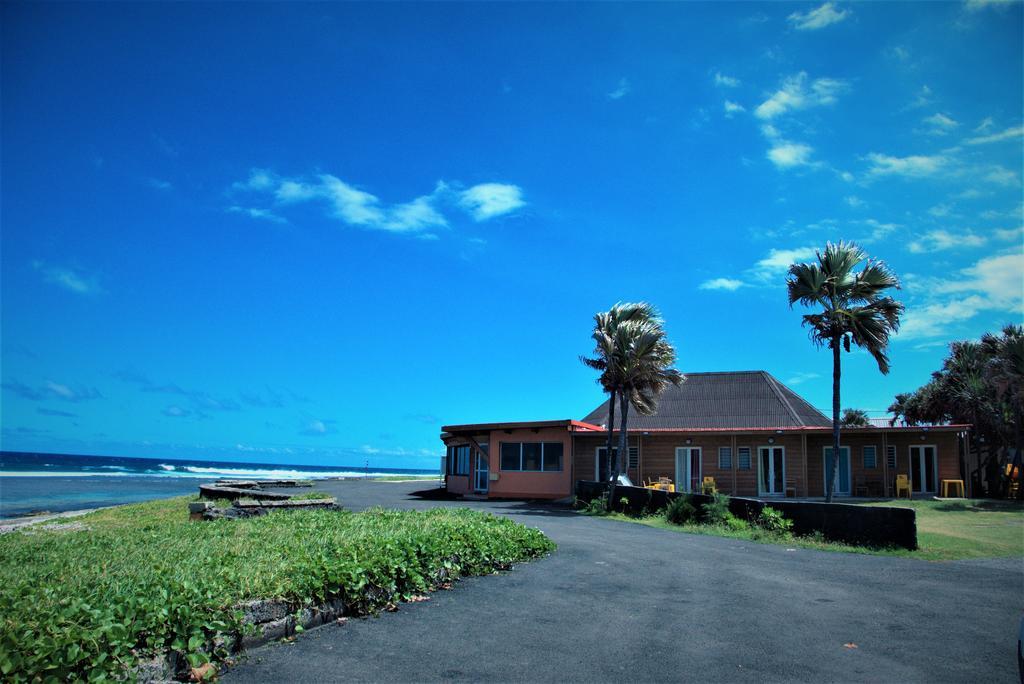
[909,445,937,493]
[823,446,851,496]
[474,446,489,493]
[674,447,701,493]
[758,446,785,496]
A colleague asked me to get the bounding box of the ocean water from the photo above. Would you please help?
[0,451,437,518]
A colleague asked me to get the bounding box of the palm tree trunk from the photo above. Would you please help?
[605,390,617,484]
[828,334,841,503]
[617,390,631,481]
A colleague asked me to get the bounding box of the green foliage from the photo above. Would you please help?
[289,491,333,501]
[665,496,697,525]
[0,497,554,682]
[578,494,610,516]
[752,507,794,537]
[702,492,733,526]
[724,516,750,532]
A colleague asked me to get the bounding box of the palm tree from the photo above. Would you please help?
[841,408,871,427]
[786,241,904,502]
[611,317,683,481]
[580,302,660,482]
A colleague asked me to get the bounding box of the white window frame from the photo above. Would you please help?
[674,446,702,493]
[909,444,939,493]
[757,445,786,497]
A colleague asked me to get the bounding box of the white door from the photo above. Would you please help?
[674,447,701,493]
[758,446,785,496]
[909,445,937,493]
[823,446,851,496]
[474,452,489,492]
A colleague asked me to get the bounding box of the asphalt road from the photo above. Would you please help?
[225,479,1023,683]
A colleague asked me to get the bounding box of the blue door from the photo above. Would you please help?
[823,447,851,496]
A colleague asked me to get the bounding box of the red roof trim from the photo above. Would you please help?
[573,424,971,434]
[441,419,604,434]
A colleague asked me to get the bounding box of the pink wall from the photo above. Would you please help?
[487,427,574,499]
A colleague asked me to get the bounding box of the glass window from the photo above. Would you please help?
[886,445,897,469]
[500,443,520,471]
[627,447,639,468]
[542,443,563,471]
[719,447,732,470]
[457,446,470,475]
[522,443,542,471]
[863,446,877,469]
[737,447,751,470]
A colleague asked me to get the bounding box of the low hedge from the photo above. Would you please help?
[0,497,554,681]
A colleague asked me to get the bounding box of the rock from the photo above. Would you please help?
[239,599,291,624]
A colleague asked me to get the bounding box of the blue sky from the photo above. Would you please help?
[2,1,1021,469]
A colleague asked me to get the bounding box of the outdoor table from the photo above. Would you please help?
[940,479,965,498]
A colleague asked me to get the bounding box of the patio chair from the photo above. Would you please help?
[895,474,911,499]
[702,476,716,495]
[854,475,869,497]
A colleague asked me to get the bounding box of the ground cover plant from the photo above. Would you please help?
[578,494,1023,561]
[0,497,554,682]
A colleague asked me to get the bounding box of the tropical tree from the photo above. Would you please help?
[610,317,684,480]
[580,302,659,482]
[890,324,1023,497]
[841,408,871,427]
[786,241,904,502]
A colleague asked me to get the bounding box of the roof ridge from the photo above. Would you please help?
[761,371,805,427]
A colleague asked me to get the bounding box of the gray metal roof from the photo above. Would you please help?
[580,371,832,430]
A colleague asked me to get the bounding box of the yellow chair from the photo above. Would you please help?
[895,474,911,499]
[702,476,716,495]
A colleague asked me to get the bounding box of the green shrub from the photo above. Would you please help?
[665,496,697,525]
[0,498,554,682]
[289,491,333,501]
[578,494,610,516]
[753,507,793,537]
[725,515,750,532]
[702,492,733,525]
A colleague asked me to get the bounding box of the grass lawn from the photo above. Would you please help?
[583,499,1023,562]
[860,498,1024,560]
[0,496,554,682]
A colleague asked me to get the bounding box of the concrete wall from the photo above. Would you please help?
[444,426,576,499]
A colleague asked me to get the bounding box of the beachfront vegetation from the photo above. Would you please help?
[582,496,1022,561]
[840,408,871,427]
[889,324,1023,498]
[0,497,554,682]
[580,302,682,483]
[786,241,903,502]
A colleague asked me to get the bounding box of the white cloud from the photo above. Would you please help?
[922,112,959,135]
[995,226,1024,241]
[964,0,1019,12]
[767,142,813,169]
[898,251,1024,340]
[228,206,287,224]
[865,152,948,178]
[228,170,523,233]
[723,100,745,117]
[906,85,933,110]
[788,2,851,30]
[845,195,865,208]
[714,72,741,88]
[754,247,817,276]
[907,229,987,253]
[983,165,1020,186]
[33,262,102,295]
[965,125,1024,145]
[755,72,847,120]
[785,372,821,386]
[699,278,745,291]
[928,203,953,218]
[974,117,995,133]
[458,183,525,221]
[607,78,630,100]
[147,178,172,191]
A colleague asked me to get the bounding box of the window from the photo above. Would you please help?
[718,447,732,470]
[737,447,751,470]
[628,447,639,469]
[500,442,564,472]
[863,445,877,469]
[447,445,470,476]
[886,445,896,469]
